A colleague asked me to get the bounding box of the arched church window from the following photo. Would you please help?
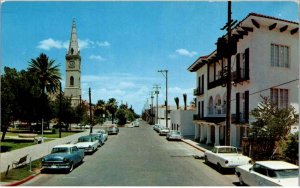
[71,48,74,55]
[70,76,74,86]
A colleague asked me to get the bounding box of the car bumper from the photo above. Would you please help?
[42,163,71,169]
[168,136,182,140]
[78,147,94,153]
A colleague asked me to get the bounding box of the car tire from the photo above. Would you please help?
[238,176,245,185]
[68,162,74,173]
[204,156,209,164]
[217,163,223,173]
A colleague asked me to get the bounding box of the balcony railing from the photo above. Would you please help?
[193,87,204,96]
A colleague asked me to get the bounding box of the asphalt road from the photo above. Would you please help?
[23,121,238,186]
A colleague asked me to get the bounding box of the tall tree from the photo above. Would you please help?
[174,97,179,109]
[28,53,61,123]
[106,98,118,124]
[183,93,187,110]
[94,99,107,125]
[249,96,298,160]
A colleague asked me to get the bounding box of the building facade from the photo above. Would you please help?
[64,19,82,107]
[188,13,299,148]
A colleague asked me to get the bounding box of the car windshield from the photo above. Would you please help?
[51,147,69,153]
[218,147,237,154]
[78,137,91,142]
[272,169,299,179]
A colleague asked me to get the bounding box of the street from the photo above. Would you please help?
[23,121,238,186]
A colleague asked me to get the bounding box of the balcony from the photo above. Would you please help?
[193,114,202,120]
[193,87,204,96]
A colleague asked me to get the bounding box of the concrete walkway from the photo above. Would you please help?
[0,130,90,173]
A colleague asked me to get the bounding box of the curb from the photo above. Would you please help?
[181,139,207,153]
[3,171,41,186]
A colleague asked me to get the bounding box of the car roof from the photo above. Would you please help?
[255,161,299,170]
[53,144,75,148]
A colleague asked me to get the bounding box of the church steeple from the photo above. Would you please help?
[68,18,79,55]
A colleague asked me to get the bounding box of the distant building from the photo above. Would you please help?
[64,19,82,107]
[170,109,195,137]
[188,13,299,147]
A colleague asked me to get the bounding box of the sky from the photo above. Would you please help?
[1,1,299,114]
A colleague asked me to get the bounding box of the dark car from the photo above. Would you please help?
[41,144,84,173]
[107,126,119,135]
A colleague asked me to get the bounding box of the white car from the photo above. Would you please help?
[204,146,252,172]
[235,160,299,186]
[75,135,99,154]
[166,130,182,141]
[97,129,108,141]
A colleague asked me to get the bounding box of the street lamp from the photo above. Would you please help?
[158,70,168,128]
[153,84,161,124]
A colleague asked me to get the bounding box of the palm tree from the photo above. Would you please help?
[183,93,187,110]
[28,53,61,95]
[28,53,61,122]
[106,98,118,124]
[174,97,179,109]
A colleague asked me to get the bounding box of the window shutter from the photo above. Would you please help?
[202,75,205,93]
[236,93,240,123]
[236,53,240,80]
[245,91,249,122]
[245,48,250,80]
[201,101,204,118]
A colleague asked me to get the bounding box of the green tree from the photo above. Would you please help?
[249,96,298,160]
[282,132,299,164]
[94,99,107,125]
[1,67,18,141]
[106,98,118,124]
[116,108,127,125]
[183,93,187,110]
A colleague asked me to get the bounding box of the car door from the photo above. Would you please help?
[251,164,270,186]
[71,146,80,164]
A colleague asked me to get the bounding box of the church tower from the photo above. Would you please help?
[65,18,81,107]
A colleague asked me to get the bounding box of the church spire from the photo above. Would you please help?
[68,18,79,55]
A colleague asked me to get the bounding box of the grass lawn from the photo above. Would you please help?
[0,130,82,153]
[0,159,42,183]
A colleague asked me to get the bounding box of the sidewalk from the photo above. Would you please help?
[181,138,213,153]
[0,130,90,173]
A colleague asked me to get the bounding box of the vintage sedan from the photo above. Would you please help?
[204,146,252,172]
[159,127,170,136]
[75,135,99,153]
[107,126,119,135]
[235,160,299,186]
[90,133,105,146]
[97,129,108,141]
[41,144,84,173]
[166,130,182,141]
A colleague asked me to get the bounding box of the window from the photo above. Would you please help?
[271,44,289,68]
[270,88,289,108]
[70,76,74,86]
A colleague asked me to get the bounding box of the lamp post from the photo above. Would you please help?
[59,82,62,138]
[158,70,168,128]
[89,87,93,134]
[150,92,154,125]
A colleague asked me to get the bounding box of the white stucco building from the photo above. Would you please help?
[156,105,177,128]
[188,13,299,148]
[170,109,195,137]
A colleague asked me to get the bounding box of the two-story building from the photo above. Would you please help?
[188,13,299,148]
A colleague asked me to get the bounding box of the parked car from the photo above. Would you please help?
[107,126,119,135]
[75,135,98,153]
[90,133,105,147]
[159,127,170,136]
[134,121,140,127]
[128,123,135,128]
[153,124,160,131]
[204,146,252,172]
[235,161,299,186]
[41,144,84,173]
[97,129,108,141]
[166,130,182,141]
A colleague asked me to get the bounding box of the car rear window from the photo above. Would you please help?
[52,147,69,153]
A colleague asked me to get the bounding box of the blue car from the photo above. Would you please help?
[41,144,84,173]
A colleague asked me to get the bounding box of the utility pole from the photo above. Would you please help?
[225,1,232,146]
[59,82,62,138]
[153,84,161,124]
[158,70,168,128]
[150,92,154,125]
[89,87,93,134]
